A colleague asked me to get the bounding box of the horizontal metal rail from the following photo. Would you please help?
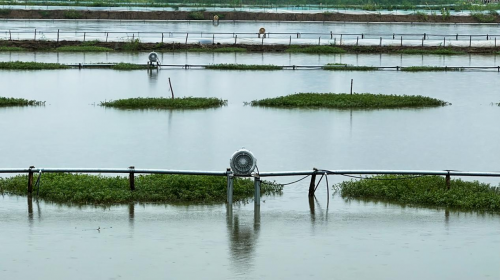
[62,63,500,72]
[2,168,500,178]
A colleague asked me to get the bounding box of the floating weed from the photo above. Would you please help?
[337,175,500,212]
[0,61,68,70]
[0,97,45,107]
[205,63,282,70]
[0,173,282,204]
[111,63,149,70]
[0,46,26,51]
[250,93,449,109]
[100,97,227,109]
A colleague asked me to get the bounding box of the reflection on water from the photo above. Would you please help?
[226,204,261,274]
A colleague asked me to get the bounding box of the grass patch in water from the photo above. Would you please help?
[100,97,227,109]
[324,64,377,71]
[0,97,44,107]
[285,45,346,54]
[0,61,68,70]
[0,173,282,204]
[111,63,149,70]
[55,46,113,52]
[205,64,282,70]
[397,48,464,55]
[250,93,449,109]
[0,46,25,51]
[338,175,500,212]
[188,47,247,53]
[402,66,461,72]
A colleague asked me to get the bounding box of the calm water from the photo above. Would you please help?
[1,22,500,278]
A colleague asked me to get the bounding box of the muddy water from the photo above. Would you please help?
[1,189,499,279]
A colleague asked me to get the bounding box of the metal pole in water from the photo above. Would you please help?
[57,29,59,42]
[161,33,163,43]
[254,176,261,206]
[185,33,188,44]
[227,169,234,204]
[34,29,36,41]
[27,166,34,194]
[350,79,353,95]
[129,166,135,191]
[168,78,174,99]
[308,169,317,197]
[9,30,11,41]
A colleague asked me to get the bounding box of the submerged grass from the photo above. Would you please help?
[251,93,449,109]
[55,46,113,52]
[0,96,44,107]
[111,63,149,70]
[0,61,68,70]
[397,48,464,55]
[205,63,282,70]
[0,173,282,204]
[285,45,346,54]
[402,66,462,72]
[338,175,500,212]
[100,97,227,109]
[187,47,247,53]
[324,64,377,71]
[0,46,25,51]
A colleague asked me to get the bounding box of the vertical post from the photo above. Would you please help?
[227,169,234,204]
[379,37,382,46]
[487,34,489,40]
[185,33,188,44]
[262,36,264,45]
[424,33,426,40]
[470,36,472,47]
[84,32,86,42]
[400,36,403,46]
[289,36,291,46]
[350,79,353,95]
[445,174,451,190]
[129,166,135,191]
[254,176,261,206]
[495,37,497,47]
[106,32,108,42]
[444,37,446,46]
[362,33,364,39]
[168,77,174,99]
[422,38,424,47]
[9,30,11,41]
[132,33,134,41]
[57,29,59,42]
[27,166,35,194]
[356,37,359,45]
[212,34,215,45]
[318,37,321,45]
[234,35,237,44]
[308,170,317,197]
[330,31,332,39]
[392,33,395,39]
[34,29,36,41]
[161,33,163,43]
[456,34,458,40]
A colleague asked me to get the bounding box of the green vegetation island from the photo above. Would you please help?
[100,97,227,109]
[251,93,449,109]
[0,96,45,107]
[0,173,282,204]
[338,175,500,212]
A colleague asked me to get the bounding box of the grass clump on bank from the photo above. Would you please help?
[338,175,500,212]
[100,97,227,109]
[250,93,449,109]
[0,61,68,70]
[286,45,346,54]
[397,48,464,55]
[0,97,44,107]
[55,46,113,52]
[0,173,282,204]
[0,46,25,51]
[205,63,282,70]
[324,64,377,71]
[111,63,149,70]
[188,47,247,53]
[402,66,461,72]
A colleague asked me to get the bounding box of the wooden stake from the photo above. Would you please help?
[169,78,174,99]
[57,29,59,42]
[350,79,353,95]
[308,171,317,197]
[129,166,135,191]
[445,174,451,190]
[27,166,34,194]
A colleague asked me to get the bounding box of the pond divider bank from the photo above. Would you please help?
[1,167,500,211]
[12,62,500,72]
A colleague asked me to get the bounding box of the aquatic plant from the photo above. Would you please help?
[100,97,227,109]
[0,46,25,51]
[285,45,346,54]
[0,173,282,204]
[337,175,500,212]
[187,10,205,20]
[205,64,282,70]
[471,11,497,23]
[401,66,461,72]
[55,46,114,52]
[122,38,141,51]
[397,48,464,55]
[111,63,150,70]
[0,61,68,70]
[0,97,45,107]
[324,64,377,71]
[250,93,449,109]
